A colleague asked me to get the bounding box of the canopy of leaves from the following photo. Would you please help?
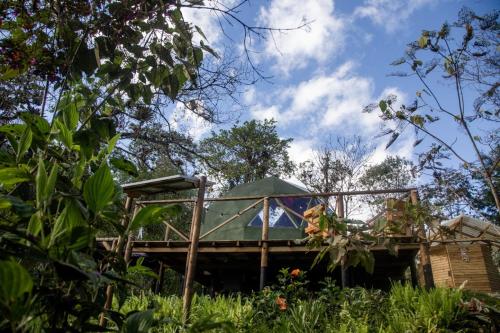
[0,1,206,330]
[364,7,500,218]
[200,119,295,189]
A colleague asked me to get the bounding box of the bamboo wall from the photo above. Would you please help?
[429,246,453,288]
[430,244,500,293]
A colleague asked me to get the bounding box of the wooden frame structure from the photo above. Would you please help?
[99,175,208,326]
[100,179,461,323]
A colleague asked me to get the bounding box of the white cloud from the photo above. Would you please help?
[252,61,384,134]
[251,105,281,121]
[354,0,434,32]
[288,139,316,164]
[284,139,317,189]
[249,62,414,163]
[257,0,345,74]
[169,103,213,141]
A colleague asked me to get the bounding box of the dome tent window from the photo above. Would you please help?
[248,199,295,228]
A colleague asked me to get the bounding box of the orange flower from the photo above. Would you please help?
[290,268,301,278]
[275,296,287,311]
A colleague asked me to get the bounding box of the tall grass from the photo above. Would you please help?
[119,283,498,332]
[383,283,467,332]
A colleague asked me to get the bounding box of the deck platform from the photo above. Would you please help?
[100,238,420,292]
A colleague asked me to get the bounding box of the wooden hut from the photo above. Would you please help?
[429,215,500,293]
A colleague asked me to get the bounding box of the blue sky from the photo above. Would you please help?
[178,0,498,175]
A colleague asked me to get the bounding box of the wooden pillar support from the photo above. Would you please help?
[155,261,166,294]
[259,197,270,290]
[336,195,349,288]
[182,176,207,324]
[154,224,171,294]
[411,190,434,289]
[124,205,140,264]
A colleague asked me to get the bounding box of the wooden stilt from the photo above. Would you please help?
[259,197,270,290]
[124,205,140,264]
[182,176,206,324]
[155,225,171,294]
[155,261,166,294]
[411,190,434,289]
[99,196,135,327]
[336,195,349,288]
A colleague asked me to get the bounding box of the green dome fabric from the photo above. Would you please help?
[200,177,319,240]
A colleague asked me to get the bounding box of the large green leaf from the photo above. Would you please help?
[110,157,138,177]
[27,212,43,236]
[2,195,35,218]
[0,167,31,186]
[0,124,26,137]
[121,309,155,333]
[19,112,50,141]
[16,128,32,162]
[128,204,181,232]
[83,163,115,213]
[60,95,81,130]
[55,119,74,149]
[0,260,33,303]
[49,199,85,247]
[35,157,48,208]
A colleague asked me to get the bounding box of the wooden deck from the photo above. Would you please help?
[99,238,420,292]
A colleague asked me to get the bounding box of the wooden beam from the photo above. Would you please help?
[132,243,422,253]
[124,205,141,264]
[199,198,264,239]
[137,198,196,204]
[137,188,417,205]
[412,190,434,289]
[275,198,305,228]
[163,222,189,241]
[102,241,112,251]
[182,176,206,324]
[260,197,270,290]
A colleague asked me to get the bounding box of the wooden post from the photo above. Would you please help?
[336,195,348,288]
[124,205,140,264]
[155,223,171,294]
[182,176,206,324]
[259,197,270,290]
[99,196,135,327]
[411,190,434,289]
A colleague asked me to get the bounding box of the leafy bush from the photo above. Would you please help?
[119,280,499,332]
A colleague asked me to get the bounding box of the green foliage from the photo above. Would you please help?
[0,260,33,304]
[0,1,211,330]
[309,211,376,274]
[128,204,181,232]
[120,280,499,332]
[200,119,295,189]
[365,8,500,218]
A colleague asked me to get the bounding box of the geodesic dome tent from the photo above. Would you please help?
[200,177,322,240]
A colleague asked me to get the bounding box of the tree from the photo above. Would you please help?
[359,156,417,213]
[365,8,499,217]
[0,0,218,329]
[199,119,295,189]
[297,136,373,217]
[360,156,416,190]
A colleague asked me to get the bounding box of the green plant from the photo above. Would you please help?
[288,299,326,333]
[0,1,209,329]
